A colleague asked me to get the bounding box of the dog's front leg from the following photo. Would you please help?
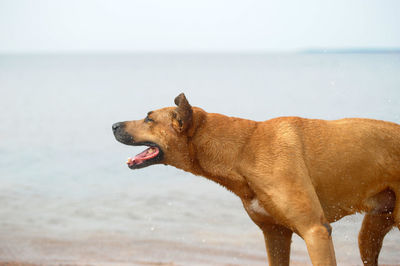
[301,222,336,265]
[246,168,337,265]
[261,223,293,266]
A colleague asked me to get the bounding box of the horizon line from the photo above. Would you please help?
[0,47,399,55]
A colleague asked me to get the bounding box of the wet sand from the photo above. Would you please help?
[0,234,301,266]
[2,235,398,266]
[2,234,400,266]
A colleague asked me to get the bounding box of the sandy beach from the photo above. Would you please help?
[0,234,294,266]
[1,233,399,266]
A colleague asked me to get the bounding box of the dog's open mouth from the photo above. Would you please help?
[126,142,163,169]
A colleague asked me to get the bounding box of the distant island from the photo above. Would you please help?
[302,48,400,54]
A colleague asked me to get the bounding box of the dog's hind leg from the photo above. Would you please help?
[359,188,397,265]
[261,223,293,266]
[358,213,394,266]
[394,186,400,230]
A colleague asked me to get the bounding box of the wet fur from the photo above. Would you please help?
[113,93,400,266]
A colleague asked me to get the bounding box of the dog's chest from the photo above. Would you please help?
[246,198,271,217]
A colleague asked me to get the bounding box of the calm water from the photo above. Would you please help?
[0,53,399,265]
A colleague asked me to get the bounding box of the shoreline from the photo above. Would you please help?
[0,234,307,266]
[2,236,398,266]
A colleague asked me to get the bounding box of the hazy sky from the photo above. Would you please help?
[0,0,399,53]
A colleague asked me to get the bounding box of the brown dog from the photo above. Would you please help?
[112,93,400,265]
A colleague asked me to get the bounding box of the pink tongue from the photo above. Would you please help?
[127,147,159,166]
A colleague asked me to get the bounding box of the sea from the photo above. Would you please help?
[0,53,399,265]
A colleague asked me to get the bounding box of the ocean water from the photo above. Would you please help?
[0,53,399,265]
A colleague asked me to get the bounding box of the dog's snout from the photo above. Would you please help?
[113,122,135,145]
[112,122,124,132]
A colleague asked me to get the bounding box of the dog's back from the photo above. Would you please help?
[258,117,400,223]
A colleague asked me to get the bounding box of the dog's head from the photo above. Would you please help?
[112,93,199,170]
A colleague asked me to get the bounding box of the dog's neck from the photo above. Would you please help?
[184,108,256,199]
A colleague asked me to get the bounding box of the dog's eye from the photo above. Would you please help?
[144,116,154,123]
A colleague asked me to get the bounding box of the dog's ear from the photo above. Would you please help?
[172,93,193,133]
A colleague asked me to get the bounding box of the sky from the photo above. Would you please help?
[0,0,399,53]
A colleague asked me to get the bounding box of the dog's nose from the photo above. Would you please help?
[112,122,124,132]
